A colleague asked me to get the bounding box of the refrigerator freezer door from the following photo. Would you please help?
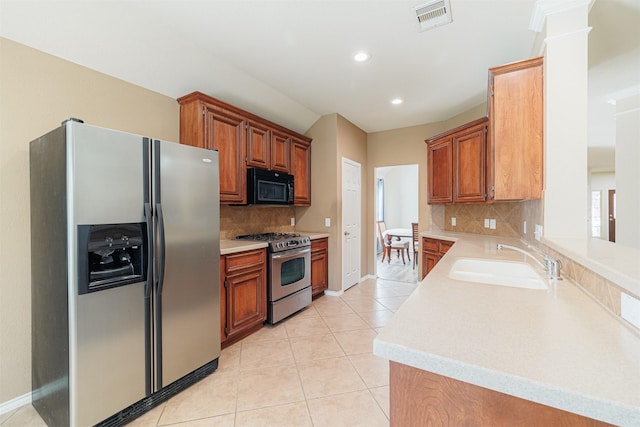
[68,123,147,426]
[154,140,220,388]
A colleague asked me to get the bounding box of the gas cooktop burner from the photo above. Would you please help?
[236,232,310,252]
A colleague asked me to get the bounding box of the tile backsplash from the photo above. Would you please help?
[444,202,521,237]
[220,205,295,240]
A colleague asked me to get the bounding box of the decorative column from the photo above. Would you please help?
[530,0,592,239]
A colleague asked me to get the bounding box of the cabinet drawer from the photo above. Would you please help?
[311,238,328,252]
[423,238,439,253]
[225,249,266,273]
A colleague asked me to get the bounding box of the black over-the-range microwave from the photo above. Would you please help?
[246,167,294,205]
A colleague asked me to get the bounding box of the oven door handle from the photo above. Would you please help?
[270,247,311,260]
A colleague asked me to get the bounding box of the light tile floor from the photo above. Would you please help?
[1,277,417,427]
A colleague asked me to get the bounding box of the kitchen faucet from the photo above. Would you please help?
[496,243,562,280]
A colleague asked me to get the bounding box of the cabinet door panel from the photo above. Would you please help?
[292,139,311,206]
[205,109,246,204]
[246,122,270,169]
[220,256,227,344]
[226,268,265,339]
[311,238,328,297]
[489,57,543,200]
[454,127,486,203]
[428,139,453,204]
[270,132,291,173]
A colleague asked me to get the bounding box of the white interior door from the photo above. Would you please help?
[342,158,361,291]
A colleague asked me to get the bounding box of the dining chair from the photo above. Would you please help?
[377,221,410,264]
[411,222,419,270]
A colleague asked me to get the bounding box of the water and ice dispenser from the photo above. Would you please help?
[77,223,146,294]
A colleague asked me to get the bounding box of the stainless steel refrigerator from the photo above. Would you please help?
[30,119,220,427]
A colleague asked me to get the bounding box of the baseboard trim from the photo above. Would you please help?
[324,289,343,297]
[0,391,32,416]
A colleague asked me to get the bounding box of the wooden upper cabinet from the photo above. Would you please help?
[205,108,247,204]
[427,137,453,204]
[178,91,312,205]
[270,131,291,173]
[291,138,311,206]
[246,121,270,170]
[454,122,487,203]
[427,118,487,204]
[487,57,543,201]
[178,94,247,204]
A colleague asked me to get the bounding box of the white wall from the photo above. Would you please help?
[589,172,616,241]
[615,94,640,249]
[375,164,419,230]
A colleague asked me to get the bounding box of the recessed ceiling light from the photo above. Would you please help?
[391,98,404,105]
[353,51,371,62]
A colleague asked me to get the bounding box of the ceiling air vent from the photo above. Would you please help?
[414,0,452,32]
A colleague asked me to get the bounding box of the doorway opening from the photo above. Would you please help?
[374,164,419,283]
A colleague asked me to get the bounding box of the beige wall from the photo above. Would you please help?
[0,38,180,403]
[296,114,368,292]
[297,115,339,288]
[365,104,486,277]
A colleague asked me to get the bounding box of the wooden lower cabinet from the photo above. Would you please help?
[390,362,611,427]
[421,237,454,280]
[220,248,266,348]
[310,238,328,298]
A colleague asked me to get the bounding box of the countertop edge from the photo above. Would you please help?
[373,339,638,425]
[220,240,268,255]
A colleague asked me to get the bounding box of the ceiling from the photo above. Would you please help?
[0,0,638,140]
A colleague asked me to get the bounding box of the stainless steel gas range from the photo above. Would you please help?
[236,232,311,323]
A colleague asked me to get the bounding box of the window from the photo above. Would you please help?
[376,179,384,222]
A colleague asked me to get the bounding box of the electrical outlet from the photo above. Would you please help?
[489,219,496,230]
[451,217,456,226]
[534,224,543,241]
[484,218,490,228]
[621,293,640,329]
[325,218,331,227]
[290,217,295,226]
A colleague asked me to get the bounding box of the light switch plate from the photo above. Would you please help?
[325,218,331,227]
[290,217,295,226]
[484,219,490,228]
[489,219,496,229]
[451,217,456,226]
[523,221,527,234]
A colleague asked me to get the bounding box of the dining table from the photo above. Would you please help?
[383,228,412,243]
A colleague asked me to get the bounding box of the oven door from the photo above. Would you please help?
[269,247,311,301]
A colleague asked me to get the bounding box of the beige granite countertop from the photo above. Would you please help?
[373,232,640,426]
[296,231,330,240]
[220,239,268,255]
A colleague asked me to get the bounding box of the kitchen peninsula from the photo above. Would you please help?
[374,232,640,426]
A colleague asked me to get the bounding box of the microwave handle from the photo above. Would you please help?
[288,181,294,203]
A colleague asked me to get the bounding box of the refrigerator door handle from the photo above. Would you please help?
[144,203,154,298]
[156,203,166,295]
